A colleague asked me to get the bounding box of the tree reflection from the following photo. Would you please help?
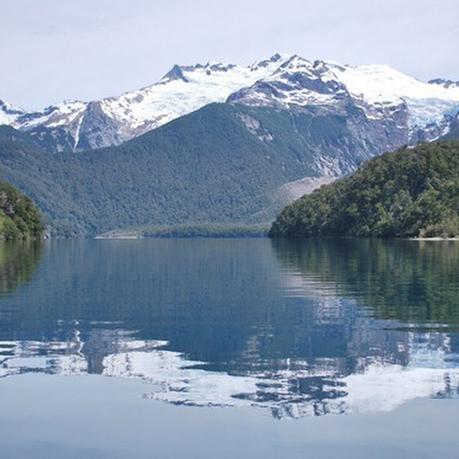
[0,241,42,296]
[272,239,459,326]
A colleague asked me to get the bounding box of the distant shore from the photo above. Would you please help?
[96,223,270,239]
[94,231,459,241]
[410,237,459,241]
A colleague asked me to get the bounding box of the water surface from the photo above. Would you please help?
[0,239,458,457]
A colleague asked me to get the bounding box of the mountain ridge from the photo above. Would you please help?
[1,54,458,152]
[0,98,407,236]
[1,55,458,237]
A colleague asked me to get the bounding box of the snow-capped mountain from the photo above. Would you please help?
[0,54,287,151]
[429,78,459,89]
[0,100,26,126]
[228,55,459,139]
[1,53,458,152]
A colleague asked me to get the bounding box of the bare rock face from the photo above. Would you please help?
[74,102,122,151]
[428,78,459,89]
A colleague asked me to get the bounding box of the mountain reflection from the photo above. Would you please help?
[0,240,458,418]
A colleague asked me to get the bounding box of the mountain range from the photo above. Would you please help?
[2,53,459,154]
[0,54,458,236]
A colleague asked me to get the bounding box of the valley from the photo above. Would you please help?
[0,54,458,236]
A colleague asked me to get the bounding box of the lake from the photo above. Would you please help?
[0,239,458,458]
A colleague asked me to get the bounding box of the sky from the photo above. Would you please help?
[2,0,458,109]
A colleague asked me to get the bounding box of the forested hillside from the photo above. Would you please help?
[270,141,459,238]
[0,180,42,239]
[0,101,390,237]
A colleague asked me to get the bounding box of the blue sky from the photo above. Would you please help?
[2,0,458,108]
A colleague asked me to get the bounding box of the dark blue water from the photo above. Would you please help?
[0,239,459,458]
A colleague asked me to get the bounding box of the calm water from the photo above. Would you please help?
[0,239,459,458]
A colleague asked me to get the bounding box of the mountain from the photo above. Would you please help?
[269,140,459,238]
[1,95,458,237]
[228,56,459,145]
[1,55,458,236]
[1,54,458,153]
[441,112,459,140]
[0,105,314,236]
[0,95,409,237]
[0,54,287,152]
[429,78,459,89]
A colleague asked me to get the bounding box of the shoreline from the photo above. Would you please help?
[410,237,459,241]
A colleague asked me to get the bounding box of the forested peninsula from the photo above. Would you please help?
[270,141,459,239]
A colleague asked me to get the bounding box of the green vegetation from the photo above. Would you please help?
[0,181,42,239]
[99,223,270,239]
[0,101,389,237]
[0,107,291,237]
[270,141,459,238]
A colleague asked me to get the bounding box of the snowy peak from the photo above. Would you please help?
[1,53,458,152]
[21,100,86,129]
[429,78,459,89]
[333,64,459,104]
[161,64,190,83]
[94,56,290,144]
[0,100,26,127]
[228,58,459,132]
[249,52,288,71]
[228,56,351,109]
[274,54,316,75]
[1,57,291,151]
[159,61,241,84]
[88,55,294,144]
[316,64,459,130]
[234,57,459,108]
